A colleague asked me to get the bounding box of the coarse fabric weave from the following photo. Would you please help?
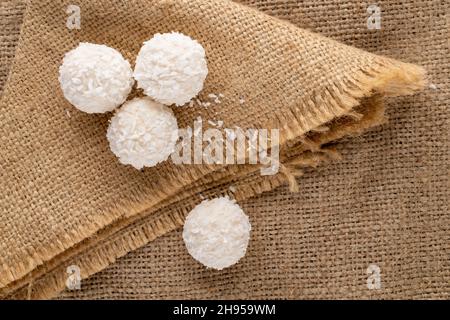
[0,0,434,299]
[0,0,26,95]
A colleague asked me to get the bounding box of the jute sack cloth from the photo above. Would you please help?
[0,1,26,95]
[0,0,425,298]
[58,0,449,299]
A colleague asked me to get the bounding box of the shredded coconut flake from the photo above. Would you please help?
[59,43,134,114]
[107,97,179,169]
[183,197,251,270]
[133,32,208,106]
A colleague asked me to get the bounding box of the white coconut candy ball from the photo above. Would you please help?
[106,97,179,169]
[183,197,251,270]
[133,32,208,106]
[59,42,134,114]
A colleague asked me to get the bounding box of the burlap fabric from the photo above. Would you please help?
[0,0,436,299]
[0,1,25,94]
[59,0,449,299]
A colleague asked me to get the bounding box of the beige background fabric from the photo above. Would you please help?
[62,0,449,299]
[1,0,425,299]
[1,0,448,299]
[0,1,25,94]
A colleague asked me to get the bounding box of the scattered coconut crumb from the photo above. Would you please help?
[207,120,224,128]
[229,185,236,193]
[186,93,226,110]
[239,97,245,104]
[194,116,203,137]
[203,93,223,105]
[65,110,71,118]
[226,130,236,140]
[199,193,206,200]
[429,83,437,90]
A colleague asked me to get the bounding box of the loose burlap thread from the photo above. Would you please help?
[0,0,428,299]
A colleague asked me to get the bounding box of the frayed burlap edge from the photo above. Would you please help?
[5,91,424,300]
[0,52,426,289]
[0,0,426,300]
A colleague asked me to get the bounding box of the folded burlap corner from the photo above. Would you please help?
[0,0,425,299]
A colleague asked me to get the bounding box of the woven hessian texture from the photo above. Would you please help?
[0,0,437,299]
[0,1,26,95]
[59,0,449,299]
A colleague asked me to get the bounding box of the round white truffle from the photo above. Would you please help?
[59,42,134,114]
[183,197,251,270]
[133,32,208,106]
[106,97,179,169]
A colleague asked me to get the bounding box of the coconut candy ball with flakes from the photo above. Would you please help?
[182,197,251,270]
[106,97,179,170]
[59,42,134,114]
[133,32,208,106]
